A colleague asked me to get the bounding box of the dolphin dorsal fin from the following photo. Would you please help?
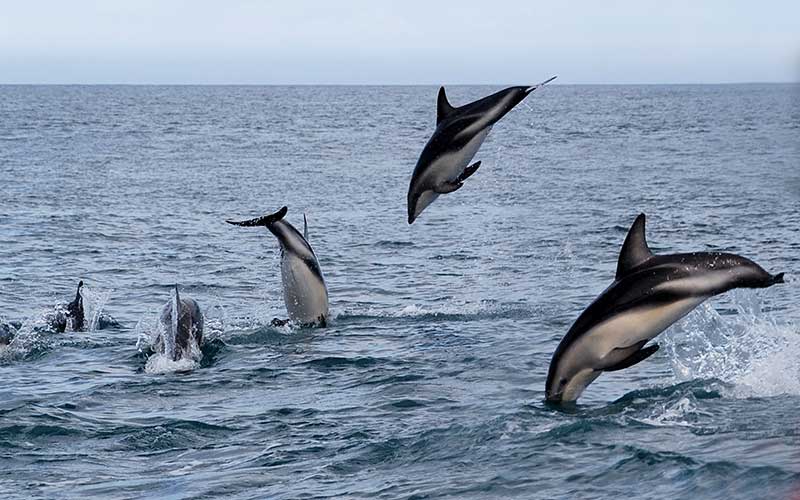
[303,213,309,240]
[615,213,653,280]
[437,86,456,125]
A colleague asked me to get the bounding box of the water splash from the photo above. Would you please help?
[636,395,712,428]
[663,290,799,398]
[80,284,115,331]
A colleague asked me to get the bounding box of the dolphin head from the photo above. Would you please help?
[545,344,600,403]
[407,188,438,224]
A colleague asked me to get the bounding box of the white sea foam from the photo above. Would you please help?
[637,395,712,427]
[663,290,799,398]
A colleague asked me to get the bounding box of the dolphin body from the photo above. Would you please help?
[406,77,556,224]
[158,285,204,362]
[545,214,785,403]
[227,206,329,327]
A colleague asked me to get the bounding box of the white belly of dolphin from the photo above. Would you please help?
[584,295,708,364]
[281,254,329,325]
[435,126,491,185]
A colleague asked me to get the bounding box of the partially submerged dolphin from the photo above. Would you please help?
[545,214,785,403]
[227,206,329,327]
[51,281,86,333]
[157,285,204,362]
[407,76,556,224]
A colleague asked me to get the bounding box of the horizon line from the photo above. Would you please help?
[0,80,797,86]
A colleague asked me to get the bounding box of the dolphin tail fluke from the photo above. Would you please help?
[772,272,785,284]
[226,206,288,227]
[603,344,660,372]
[75,280,84,300]
[525,76,557,94]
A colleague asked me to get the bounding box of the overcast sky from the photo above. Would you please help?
[1,0,798,84]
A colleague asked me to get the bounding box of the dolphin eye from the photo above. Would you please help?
[559,378,567,388]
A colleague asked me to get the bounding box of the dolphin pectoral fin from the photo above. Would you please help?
[433,181,463,194]
[457,161,481,182]
[603,343,660,372]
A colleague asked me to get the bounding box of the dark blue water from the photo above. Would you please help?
[0,84,798,499]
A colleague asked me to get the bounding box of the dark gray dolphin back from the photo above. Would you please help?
[159,285,204,361]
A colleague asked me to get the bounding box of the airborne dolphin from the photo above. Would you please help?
[227,206,329,327]
[406,76,556,224]
[157,285,204,362]
[545,214,785,403]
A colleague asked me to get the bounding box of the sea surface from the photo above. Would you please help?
[0,84,798,499]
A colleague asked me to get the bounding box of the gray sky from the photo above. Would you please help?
[1,0,798,84]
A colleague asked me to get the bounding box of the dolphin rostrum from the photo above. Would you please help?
[545,214,785,403]
[227,206,329,327]
[406,76,556,224]
[158,285,204,362]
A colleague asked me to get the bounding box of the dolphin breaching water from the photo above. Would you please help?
[157,285,204,362]
[227,206,330,327]
[406,76,557,224]
[545,213,785,403]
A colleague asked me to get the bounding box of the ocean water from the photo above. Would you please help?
[0,84,798,499]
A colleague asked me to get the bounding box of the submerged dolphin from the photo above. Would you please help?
[158,285,204,362]
[227,206,329,327]
[545,214,785,403]
[406,76,556,224]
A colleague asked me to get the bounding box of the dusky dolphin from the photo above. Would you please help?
[407,76,556,224]
[52,281,86,333]
[545,213,785,403]
[158,285,204,362]
[227,206,329,327]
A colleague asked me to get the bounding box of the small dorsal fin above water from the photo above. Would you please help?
[437,86,456,125]
[226,206,288,227]
[303,213,309,241]
[616,213,654,280]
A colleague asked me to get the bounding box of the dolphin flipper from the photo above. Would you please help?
[303,213,309,241]
[457,161,481,182]
[603,344,660,372]
[433,161,481,194]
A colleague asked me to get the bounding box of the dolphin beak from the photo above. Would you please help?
[525,75,558,94]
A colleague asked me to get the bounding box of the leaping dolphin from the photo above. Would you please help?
[158,285,204,362]
[406,76,556,224]
[545,214,785,403]
[227,206,329,327]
